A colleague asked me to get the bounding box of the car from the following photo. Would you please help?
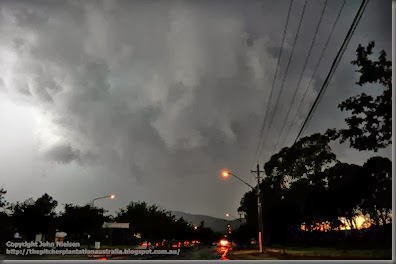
[171,241,182,248]
[135,241,153,249]
[191,240,200,246]
[216,239,231,259]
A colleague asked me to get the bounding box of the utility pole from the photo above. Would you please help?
[251,163,265,254]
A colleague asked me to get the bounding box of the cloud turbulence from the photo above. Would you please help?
[0,0,391,218]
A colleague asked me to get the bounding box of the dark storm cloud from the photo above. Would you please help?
[0,0,391,217]
[44,143,84,164]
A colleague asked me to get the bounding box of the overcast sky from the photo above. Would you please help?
[0,0,392,219]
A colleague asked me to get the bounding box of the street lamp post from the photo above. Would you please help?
[251,164,265,254]
[256,187,264,254]
[221,170,264,254]
[222,171,255,189]
[90,194,115,207]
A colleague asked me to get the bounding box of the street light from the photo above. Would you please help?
[90,194,116,207]
[225,213,241,222]
[225,213,236,218]
[221,170,255,189]
[221,169,264,254]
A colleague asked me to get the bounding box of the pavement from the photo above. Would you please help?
[229,250,280,260]
[138,246,220,260]
[227,248,392,260]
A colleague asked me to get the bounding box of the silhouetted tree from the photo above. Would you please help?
[327,41,392,151]
[264,133,337,188]
[322,162,368,229]
[194,221,216,244]
[116,201,193,242]
[240,143,391,247]
[0,188,13,252]
[12,193,58,240]
[239,133,371,245]
[262,133,337,236]
[171,217,194,241]
[360,157,392,226]
[237,189,257,237]
[57,204,107,241]
[232,224,255,246]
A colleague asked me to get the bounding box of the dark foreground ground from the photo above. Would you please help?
[229,247,392,260]
[0,245,392,260]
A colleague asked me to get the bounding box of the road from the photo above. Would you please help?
[127,246,221,260]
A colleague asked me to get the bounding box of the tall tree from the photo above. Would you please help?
[239,133,337,244]
[264,133,336,189]
[237,189,257,232]
[57,204,107,240]
[323,162,368,229]
[327,41,392,151]
[194,221,216,244]
[116,201,189,241]
[12,194,58,240]
[359,157,392,226]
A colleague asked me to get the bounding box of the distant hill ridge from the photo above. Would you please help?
[171,211,242,233]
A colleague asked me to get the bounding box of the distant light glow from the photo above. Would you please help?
[219,239,229,246]
[222,170,230,177]
[300,215,372,232]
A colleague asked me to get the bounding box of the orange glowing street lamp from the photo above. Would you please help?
[220,170,255,190]
[90,194,116,206]
[222,171,230,178]
[225,213,240,220]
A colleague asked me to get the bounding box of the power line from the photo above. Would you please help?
[280,0,346,148]
[250,0,294,172]
[272,0,329,153]
[294,0,370,143]
[257,0,308,161]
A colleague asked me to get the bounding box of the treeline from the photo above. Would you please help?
[235,138,391,248]
[234,41,392,248]
[0,194,218,250]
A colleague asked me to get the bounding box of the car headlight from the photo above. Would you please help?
[219,239,229,246]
